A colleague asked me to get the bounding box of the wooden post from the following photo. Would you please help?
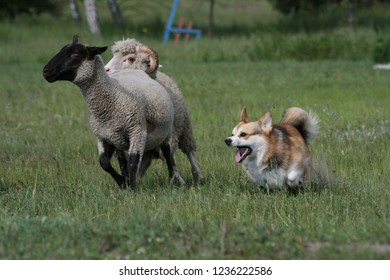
[184,21,193,42]
[174,16,185,45]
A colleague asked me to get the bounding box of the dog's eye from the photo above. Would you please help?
[239,132,247,137]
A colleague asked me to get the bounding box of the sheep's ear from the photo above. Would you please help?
[72,35,79,45]
[86,46,108,59]
[240,107,250,123]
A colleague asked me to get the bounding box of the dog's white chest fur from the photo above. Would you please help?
[242,153,287,188]
[242,152,306,188]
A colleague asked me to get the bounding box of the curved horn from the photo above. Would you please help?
[135,44,159,76]
[72,34,79,45]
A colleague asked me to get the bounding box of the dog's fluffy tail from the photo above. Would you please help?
[281,107,319,145]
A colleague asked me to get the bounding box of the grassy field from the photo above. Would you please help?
[1,4,390,259]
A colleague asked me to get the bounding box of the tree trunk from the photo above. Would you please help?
[347,0,354,25]
[106,0,123,27]
[70,0,81,22]
[208,0,215,37]
[84,0,100,34]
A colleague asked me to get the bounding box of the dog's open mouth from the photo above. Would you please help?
[235,146,252,163]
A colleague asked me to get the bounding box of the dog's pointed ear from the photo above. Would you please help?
[259,112,272,133]
[240,107,250,123]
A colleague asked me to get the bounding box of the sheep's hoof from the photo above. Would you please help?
[194,174,206,185]
[169,175,186,187]
[126,181,137,191]
[117,182,128,190]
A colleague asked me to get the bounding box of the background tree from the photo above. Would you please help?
[107,0,123,27]
[84,0,100,35]
[70,0,81,22]
[0,0,63,20]
[208,0,215,37]
[271,0,388,15]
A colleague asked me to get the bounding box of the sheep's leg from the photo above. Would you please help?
[127,131,146,190]
[161,144,186,186]
[127,152,141,190]
[138,149,161,177]
[186,151,205,183]
[160,144,174,178]
[138,152,153,178]
[97,140,125,188]
[173,165,186,186]
[116,150,128,182]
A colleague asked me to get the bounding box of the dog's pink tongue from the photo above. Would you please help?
[235,148,248,163]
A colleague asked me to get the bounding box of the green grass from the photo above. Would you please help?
[1,9,390,259]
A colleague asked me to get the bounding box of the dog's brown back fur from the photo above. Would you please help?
[261,123,310,172]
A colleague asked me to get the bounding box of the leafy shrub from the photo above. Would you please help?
[0,0,63,20]
[372,37,390,63]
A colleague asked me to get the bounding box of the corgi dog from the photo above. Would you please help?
[225,107,319,189]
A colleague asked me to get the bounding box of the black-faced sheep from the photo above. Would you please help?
[105,38,204,183]
[42,35,184,189]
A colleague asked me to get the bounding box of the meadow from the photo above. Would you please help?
[1,2,390,259]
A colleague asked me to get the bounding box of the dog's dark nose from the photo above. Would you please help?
[225,138,232,146]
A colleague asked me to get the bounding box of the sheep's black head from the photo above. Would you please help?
[43,35,107,83]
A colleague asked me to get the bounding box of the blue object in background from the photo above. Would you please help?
[163,0,202,44]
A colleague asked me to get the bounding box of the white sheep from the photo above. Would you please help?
[373,63,390,70]
[42,35,185,189]
[105,38,204,183]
